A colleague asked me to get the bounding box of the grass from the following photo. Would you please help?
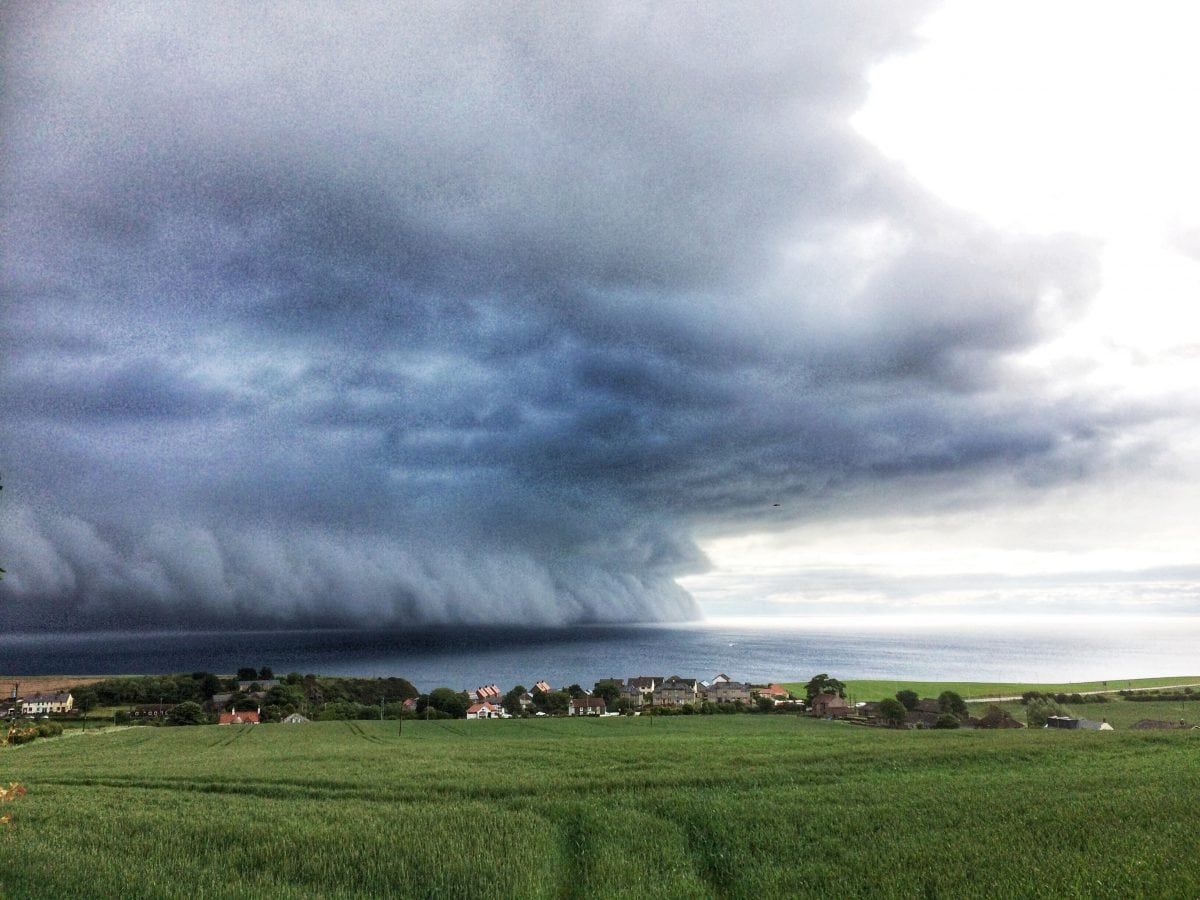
[2,715,1198,898]
[782,675,1200,702]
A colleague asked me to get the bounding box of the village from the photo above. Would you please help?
[6,672,1191,732]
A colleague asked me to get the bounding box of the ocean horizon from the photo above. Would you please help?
[3,614,1197,692]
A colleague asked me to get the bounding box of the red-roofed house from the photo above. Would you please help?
[533,681,552,694]
[756,684,790,700]
[466,702,500,719]
[470,684,501,703]
[219,710,260,725]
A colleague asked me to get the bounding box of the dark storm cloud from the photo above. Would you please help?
[1,3,1119,629]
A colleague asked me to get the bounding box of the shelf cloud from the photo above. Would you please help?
[1,4,1124,629]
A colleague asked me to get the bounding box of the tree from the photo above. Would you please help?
[166,702,208,726]
[938,691,967,719]
[755,696,774,713]
[73,687,99,714]
[427,687,469,719]
[592,681,621,706]
[503,685,527,717]
[258,667,274,680]
[878,698,907,728]
[934,714,961,729]
[896,690,919,711]
[804,674,846,702]
[236,667,258,681]
[543,690,571,714]
[197,673,224,699]
[565,684,586,699]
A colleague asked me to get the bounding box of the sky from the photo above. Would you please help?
[2,2,1198,631]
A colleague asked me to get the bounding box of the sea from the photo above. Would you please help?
[2,615,1197,691]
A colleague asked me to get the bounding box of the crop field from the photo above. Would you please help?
[2,716,1198,898]
[789,675,1200,702]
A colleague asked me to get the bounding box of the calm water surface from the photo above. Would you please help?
[3,616,1197,691]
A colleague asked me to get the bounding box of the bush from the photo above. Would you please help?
[938,691,967,718]
[934,714,960,729]
[896,690,919,711]
[166,702,208,726]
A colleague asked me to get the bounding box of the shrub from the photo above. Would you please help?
[166,702,208,726]
[934,714,961,729]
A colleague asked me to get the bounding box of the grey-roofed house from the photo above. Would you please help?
[653,677,698,707]
[702,681,752,704]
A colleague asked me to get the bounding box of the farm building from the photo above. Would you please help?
[281,713,310,724]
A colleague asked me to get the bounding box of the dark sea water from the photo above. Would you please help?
[2,616,1197,691]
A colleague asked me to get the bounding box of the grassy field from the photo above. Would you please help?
[784,675,1200,702]
[2,716,1198,898]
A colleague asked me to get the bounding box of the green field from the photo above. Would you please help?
[784,675,1200,702]
[2,716,1198,898]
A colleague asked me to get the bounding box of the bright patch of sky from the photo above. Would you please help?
[688,0,1200,618]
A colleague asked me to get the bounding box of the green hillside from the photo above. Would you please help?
[2,716,1198,897]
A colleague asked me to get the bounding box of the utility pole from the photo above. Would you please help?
[380,698,384,722]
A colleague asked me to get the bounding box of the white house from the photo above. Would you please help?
[466,702,500,719]
[21,692,73,715]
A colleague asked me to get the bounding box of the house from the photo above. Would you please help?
[809,693,851,717]
[281,713,310,724]
[532,681,553,695]
[710,674,731,685]
[219,710,260,725]
[21,692,74,715]
[627,677,660,705]
[703,681,752,704]
[469,684,502,704]
[755,684,790,700]
[466,702,500,719]
[569,697,606,716]
[402,698,418,712]
[654,677,698,706]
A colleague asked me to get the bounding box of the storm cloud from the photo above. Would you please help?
[1,4,1116,629]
